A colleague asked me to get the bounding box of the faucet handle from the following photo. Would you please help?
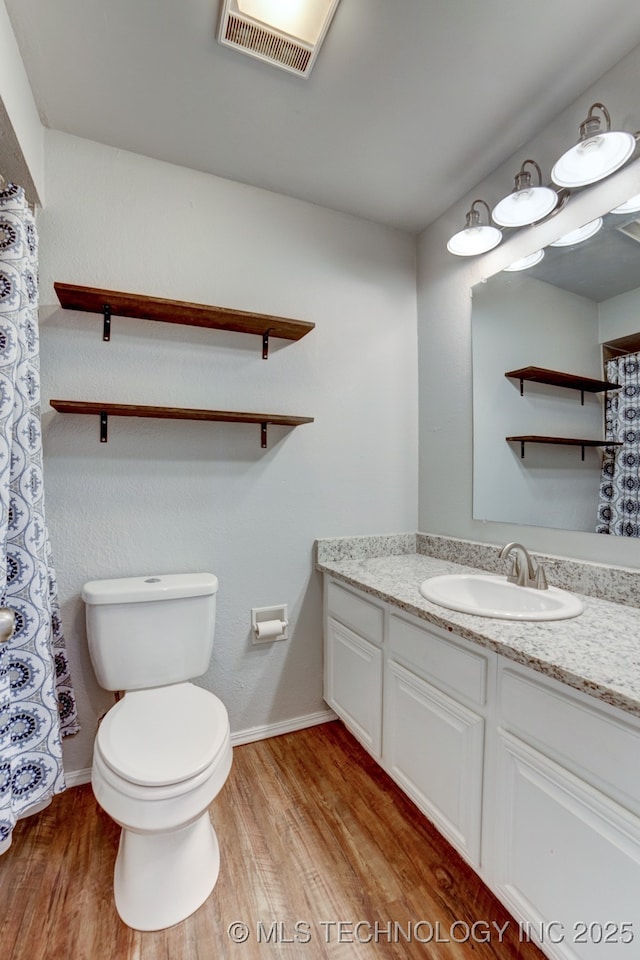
[535,564,548,590]
[505,557,520,583]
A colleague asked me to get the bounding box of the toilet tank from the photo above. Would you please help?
[82,573,218,692]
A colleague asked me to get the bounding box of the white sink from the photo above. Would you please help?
[419,574,584,621]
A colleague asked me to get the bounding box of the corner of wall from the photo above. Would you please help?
[0,0,44,205]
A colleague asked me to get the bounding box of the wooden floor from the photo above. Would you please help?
[0,721,545,960]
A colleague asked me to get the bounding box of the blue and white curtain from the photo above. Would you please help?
[0,182,79,853]
[596,352,640,536]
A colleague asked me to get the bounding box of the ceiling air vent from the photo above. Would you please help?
[217,0,340,78]
[616,217,640,244]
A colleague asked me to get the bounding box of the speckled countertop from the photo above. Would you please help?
[316,538,640,720]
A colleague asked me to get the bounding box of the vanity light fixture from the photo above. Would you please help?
[551,103,637,188]
[610,193,640,214]
[446,199,502,256]
[492,160,558,227]
[503,249,545,272]
[217,0,341,77]
[549,217,603,247]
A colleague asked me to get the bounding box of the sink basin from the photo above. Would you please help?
[419,574,584,621]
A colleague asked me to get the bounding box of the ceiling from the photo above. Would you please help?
[6,0,640,233]
[524,208,640,303]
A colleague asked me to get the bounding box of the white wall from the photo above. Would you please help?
[472,273,602,531]
[600,286,640,343]
[417,42,640,567]
[0,0,43,202]
[38,130,418,776]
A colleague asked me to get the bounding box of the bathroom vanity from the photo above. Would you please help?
[318,538,640,960]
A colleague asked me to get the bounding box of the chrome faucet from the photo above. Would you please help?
[498,542,548,590]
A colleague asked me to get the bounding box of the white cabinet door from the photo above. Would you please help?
[384,659,484,866]
[325,617,383,758]
[493,730,640,960]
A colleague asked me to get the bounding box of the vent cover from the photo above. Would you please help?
[217,0,340,78]
[616,217,640,244]
[223,13,312,74]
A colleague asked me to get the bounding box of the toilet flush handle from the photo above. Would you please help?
[0,607,15,643]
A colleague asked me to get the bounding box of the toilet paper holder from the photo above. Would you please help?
[251,605,289,643]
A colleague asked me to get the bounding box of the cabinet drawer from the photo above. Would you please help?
[326,580,384,645]
[389,614,488,706]
[500,665,640,814]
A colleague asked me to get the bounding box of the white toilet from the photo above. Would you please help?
[82,572,232,932]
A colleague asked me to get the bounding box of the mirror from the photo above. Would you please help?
[472,190,640,533]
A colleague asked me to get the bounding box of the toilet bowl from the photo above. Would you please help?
[92,683,232,931]
[82,572,232,932]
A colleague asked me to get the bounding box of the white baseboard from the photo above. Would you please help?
[230,708,337,746]
[63,709,337,786]
[65,767,93,787]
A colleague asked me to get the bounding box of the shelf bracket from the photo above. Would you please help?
[580,390,585,406]
[262,329,273,360]
[103,304,111,342]
[519,379,587,404]
[516,440,588,460]
[98,413,269,446]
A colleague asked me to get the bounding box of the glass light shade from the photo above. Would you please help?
[549,217,603,247]
[492,186,558,227]
[610,193,640,214]
[503,249,545,272]
[551,131,636,188]
[447,225,502,256]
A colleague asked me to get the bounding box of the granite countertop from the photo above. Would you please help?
[317,550,640,719]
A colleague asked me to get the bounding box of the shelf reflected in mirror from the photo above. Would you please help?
[472,196,640,533]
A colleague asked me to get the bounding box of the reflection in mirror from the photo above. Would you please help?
[472,202,640,534]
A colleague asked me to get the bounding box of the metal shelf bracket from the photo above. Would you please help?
[103,304,111,341]
[262,328,275,360]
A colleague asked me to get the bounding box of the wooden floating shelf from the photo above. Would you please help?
[505,366,619,405]
[49,400,314,448]
[54,282,315,358]
[507,435,622,461]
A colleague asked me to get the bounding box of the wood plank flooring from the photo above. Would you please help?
[0,720,545,960]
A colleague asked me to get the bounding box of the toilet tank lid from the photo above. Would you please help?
[82,572,218,605]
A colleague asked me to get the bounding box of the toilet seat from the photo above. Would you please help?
[97,683,229,787]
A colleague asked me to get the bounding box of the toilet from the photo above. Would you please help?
[82,572,232,931]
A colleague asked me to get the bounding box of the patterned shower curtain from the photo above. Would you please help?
[0,182,79,853]
[596,352,640,536]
